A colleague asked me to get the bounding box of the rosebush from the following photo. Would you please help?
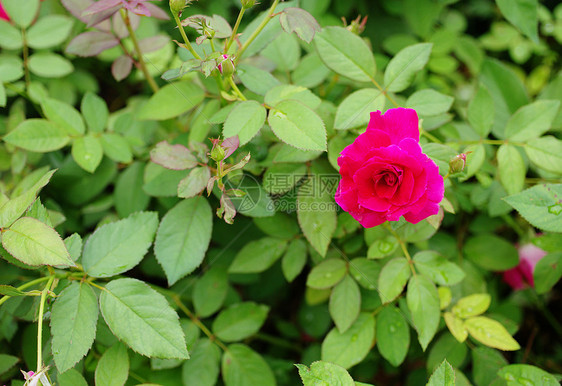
[0,0,562,385]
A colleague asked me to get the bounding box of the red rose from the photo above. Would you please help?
[335,108,444,228]
[0,2,10,20]
[502,243,547,290]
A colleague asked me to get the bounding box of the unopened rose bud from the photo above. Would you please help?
[449,153,467,174]
[217,54,235,77]
[169,0,186,16]
[210,139,226,161]
[241,0,256,9]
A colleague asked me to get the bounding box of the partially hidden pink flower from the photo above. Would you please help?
[0,2,10,20]
[335,108,444,228]
[503,243,547,290]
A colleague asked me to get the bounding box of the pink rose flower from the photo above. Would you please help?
[0,2,10,20]
[335,108,444,228]
[503,243,547,290]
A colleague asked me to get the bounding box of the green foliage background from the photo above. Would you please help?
[0,0,562,385]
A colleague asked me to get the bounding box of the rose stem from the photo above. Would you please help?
[120,9,159,93]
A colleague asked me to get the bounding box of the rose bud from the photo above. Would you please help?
[217,54,235,77]
[503,243,547,290]
[169,0,187,16]
[449,153,467,174]
[241,0,257,9]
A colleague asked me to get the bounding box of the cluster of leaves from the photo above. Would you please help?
[1,0,562,385]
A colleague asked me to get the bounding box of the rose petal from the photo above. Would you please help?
[367,108,420,144]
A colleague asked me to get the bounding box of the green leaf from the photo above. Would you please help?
[480,59,529,138]
[452,294,491,319]
[221,344,277,386]
[57,368,88,386]
[463,234,519,271]
[504,100,560,141]
[0,19,23,50]
[213,302,269,342]
[497,364,559,386]
[193,266,228,318]
[472,347,508,386]
[178,167,211,199]
[95,343,129,386]
[334,89,385,130]
[413,251,465,286]
[406,89,454,116]
[349,258,381,290]
[427,360,455,386]
[3,119,70,152]
[282,238,308,283]
[407,275,440,351]
[296,361,355,386]
[0,354,19,375]
[297,175,337,256]
[0,168,55,228]
[468,86,494,137]
[497,144,526,196]
[100,278,189,359]
[427,332,468,371]
[504,184,562,232]
[51,282,98,373]
[154,197,213,285]
[376,306,410,367]
[150,141,197,170]
[28,52,74,78]
[262,32,301,71]
[525,136,562,174]
[0,83,5,107]
[223,100,266,145]
[228,237,287,274]
[81,92,109,133]
[279,7,320,43]
[378,257,411,304]
[307,259,347,289]
[41,97,85,136]
[72,135,104,173]
[64,233,82,262]
[444,312,468,343]
[143,162,186,197]
[0,284,26,296]
[82,211,158,277]
[533,252,562,294]
[114,162,150,218]
[236,63,281,96]
[2,217,74,267]
[464,316,520,351]
[138,81,205,120]
[182,339,221,386]
[384,43,432,92]
[314,26,376,83]
[496,0,539,43]
[1,0,39,28]
[27,15,74,49]
[268,100,327,151]
[329,275,361,333]
[321,313,375,369]
[264,84,321,110]
[292,52,331,89]
[101,133,133,163]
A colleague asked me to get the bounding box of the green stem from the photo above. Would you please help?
[0,276,51,307]
[228,77,247,101]
[225,7,245,53]
[369,77,399,108]
[120,9,159,93]
[173,12,202,60]
[172,295,229,352]
[384,222,416,276]
[235,0,280,65]
[36,276,55,372]
[421,128,442,144]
